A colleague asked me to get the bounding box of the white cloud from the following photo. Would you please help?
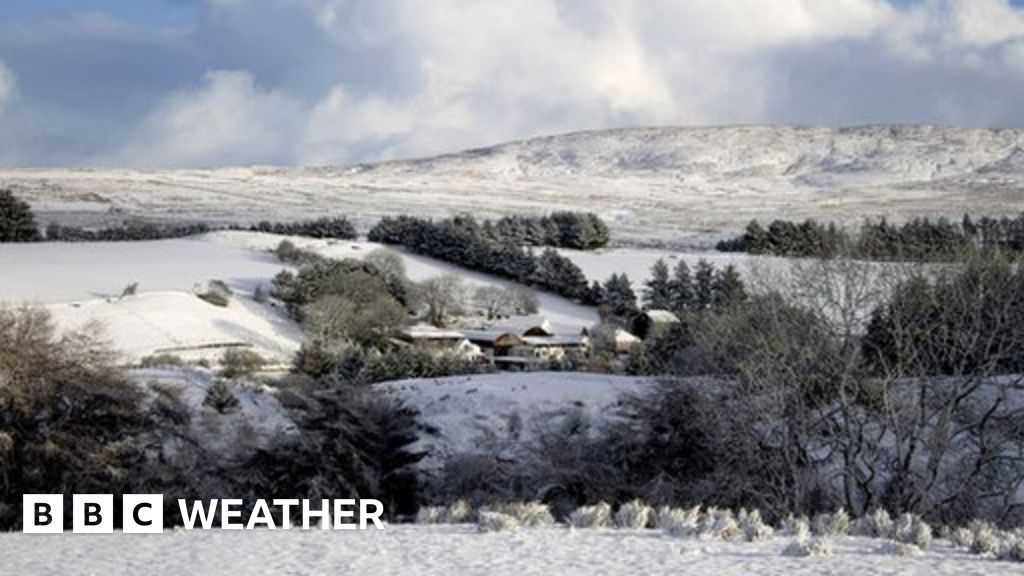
[107,70,303,167]
[9,0,1024,167]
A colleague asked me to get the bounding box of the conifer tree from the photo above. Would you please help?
[668,260,695,314]
[0,190,41,242]
[712,264,748,309]
[642,258,673,310]
[693,259,716,311]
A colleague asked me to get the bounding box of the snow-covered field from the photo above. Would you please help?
[6,125,1024,247]
[2,525,1017,576]
[378,372,650,469]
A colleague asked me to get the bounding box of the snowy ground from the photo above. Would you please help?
[6,125,1024,247]
[378,372,651,469]
[1,525,1017,576]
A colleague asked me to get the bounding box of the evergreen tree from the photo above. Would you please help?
[601,273,639,320]
[744,220,770,253]
[642,258,673,310]
[668,260,695,314]
[0,190,41,242]
[712,264,748,309]
[693,259,716,311]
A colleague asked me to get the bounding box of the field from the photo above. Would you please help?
[1,525,1018,576]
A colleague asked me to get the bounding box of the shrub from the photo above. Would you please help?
[483,502,554,527]
[139,353,184,368]
[203,379,240,413]
[950,527,975,548]
[220,348,266,379]
[852,508,893,538]
[197,280,232,307]
[738,509,774,542]
[998,537,1024,563]
[444,500,474,524]
[656,506,701,537]
[567,502,611,528]
[779,515,811,540]
[893,513,932,550]
[613,499,653,530]
[476,511,520,534]
[811,509,850,537]
[969,521,1001,555]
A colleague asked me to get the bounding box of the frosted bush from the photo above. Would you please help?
[614,499,653,530]
[780,515,811,540]
[416,506,446,524]
[949,527,974,548]
[477,512,520,534]
[738,509,774,542]
[445,499,475,524]
[997,537,1024,563]
[969,521,1000,555]
[812,509,850,537]
[708,509,740,540]
[568,502,612,529]
[655,506,700,537]
[495,502,555,527]
[893,513,932,550]
[852,509,893,538]
[782,536,833,558]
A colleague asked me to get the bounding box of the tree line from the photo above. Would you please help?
[368,215,596,302]
[717,213,1024,261]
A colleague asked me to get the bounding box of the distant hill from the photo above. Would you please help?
[4,125,1024,247]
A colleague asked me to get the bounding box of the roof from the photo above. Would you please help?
[522,335,589,347]
[492,314,555,337]
[462,330,523,346]
[641,309,680,324]
[401,325,467,340]
[614,329,641,344]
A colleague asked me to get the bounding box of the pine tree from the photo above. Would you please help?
[642,258,673,310]
[712,264,748,309]
[668,260,695,314]
[693,259,715,311]
[744,220,770,253]
[0,190,41,242]
[601,273,639,319]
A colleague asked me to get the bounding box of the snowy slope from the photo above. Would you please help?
[2,526,1019,576]
[377,372,651,470]
[4,125,1024,247]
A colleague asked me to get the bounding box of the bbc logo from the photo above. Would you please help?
[23,494,164,534]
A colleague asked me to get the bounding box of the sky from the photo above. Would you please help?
[1,0,1024,168]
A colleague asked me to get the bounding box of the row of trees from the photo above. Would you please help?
[368,215,594,301]
[718,213,1024,261]
[487,212,610,250]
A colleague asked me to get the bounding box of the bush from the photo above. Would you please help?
[220,348,265,379]
[483,502,555,527]
[248,217,356,240]
[851,508,893,538]
[811,509,850,537]
[613,499,652,529]
[738,509,774,542]
[893,513,932,550]
[197,280,232,307]
[567,502,611,528]
[656,505,701,537]
[969,521,1001,555]
[203,379,240,413]
[139,353,184,368]
[476,511,520,533]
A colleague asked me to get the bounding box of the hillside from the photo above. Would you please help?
[4,125,1024,247]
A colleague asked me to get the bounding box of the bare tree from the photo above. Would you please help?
[416,275,466,327]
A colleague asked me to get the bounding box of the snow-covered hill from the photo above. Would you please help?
[5,125,1024,247]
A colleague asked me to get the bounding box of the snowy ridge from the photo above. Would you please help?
[5,125,1024,247]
